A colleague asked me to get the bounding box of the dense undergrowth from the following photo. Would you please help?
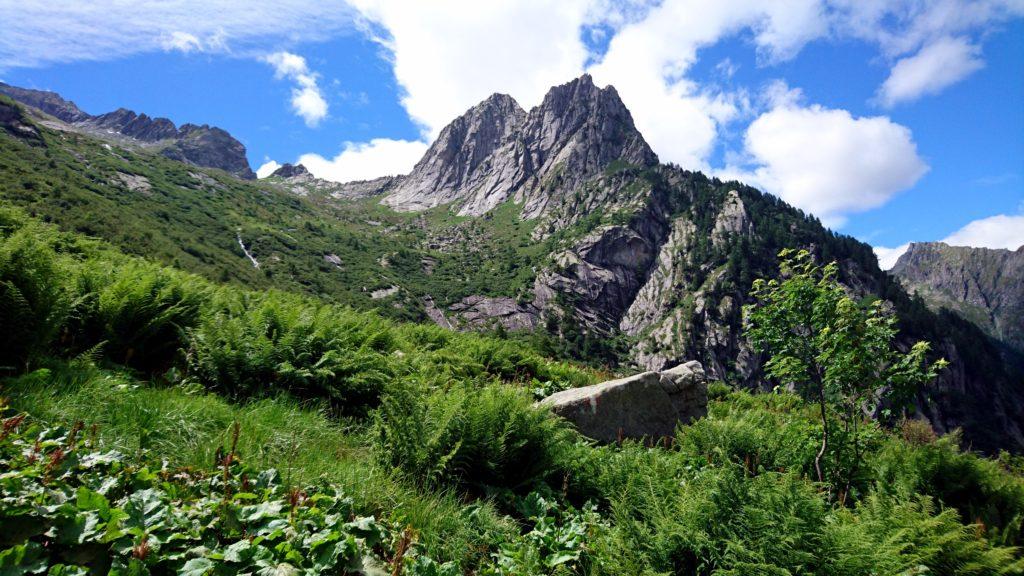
[2,206,1024,574]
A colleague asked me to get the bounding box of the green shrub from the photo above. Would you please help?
[871,432,1024,546]
[67,260,206,373]
[0,415,458,576]
[0,219,72,371]
[375,383,575,493]
[186,292,393,413]
[825,493,1024,575]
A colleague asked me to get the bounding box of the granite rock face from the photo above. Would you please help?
[385,75,657,218]
[893,242,1024,356]
[0,83,255,179]
[540,361,708,442]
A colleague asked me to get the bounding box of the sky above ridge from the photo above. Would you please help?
[1,0,1022,266]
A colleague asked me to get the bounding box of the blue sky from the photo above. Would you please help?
[1,1,1022,265]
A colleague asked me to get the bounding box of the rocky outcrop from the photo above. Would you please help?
[270,163,309,178]
[893,242,1024,355]
[0,83,255,179]
[385,75,657,218]
[540,361,707,442]
[87,108,179,141]
[161,124,255,179]
[385,93,527,213]
[448,296,541,331]
[0,98,42,142]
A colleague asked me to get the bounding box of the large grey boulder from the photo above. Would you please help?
[540,361,707,442]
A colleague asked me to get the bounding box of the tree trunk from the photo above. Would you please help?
[815,390,828,484]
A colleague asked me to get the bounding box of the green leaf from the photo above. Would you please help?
[222,539,255,564]
[122,488,166,533]
[0,543,48,576]
[179,558,215,576]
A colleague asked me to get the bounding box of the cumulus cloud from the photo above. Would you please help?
[942,214,1024,249]
[349,0,594,137]
[876,37,984,107]
[256,160,282,179]
[263,51,328,128]
[298,138,428,182]
[874,213,1024,270]
[723,97,929,227]
[873,243,911,270]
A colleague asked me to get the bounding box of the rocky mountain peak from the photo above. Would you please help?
[270,163,310,178]
[384,92,527,212]
[384,74,657,218]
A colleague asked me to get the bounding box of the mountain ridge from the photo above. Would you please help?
[0,82,255,179]
[893,241,1024,358]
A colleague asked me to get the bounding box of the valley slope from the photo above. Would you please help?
[1,76,1021,453]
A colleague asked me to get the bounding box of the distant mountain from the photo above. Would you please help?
[385,75,657,218]
[893,242,1024,356]
[1,77,1021,453]
[0,82,255,179]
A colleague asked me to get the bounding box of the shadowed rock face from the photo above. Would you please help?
[385,75,657,217]
[893,242,1024,355]
[0,83,255,179]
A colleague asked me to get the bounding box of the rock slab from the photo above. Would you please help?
[540,361,707,442]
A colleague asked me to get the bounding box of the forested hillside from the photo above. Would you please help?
[2,205,1024,574]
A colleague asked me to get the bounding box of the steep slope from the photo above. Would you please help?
[0,82,255,179]
[893,242,1024,355]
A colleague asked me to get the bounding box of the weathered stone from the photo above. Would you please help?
[448,295,540,331]
[540,362,708,442]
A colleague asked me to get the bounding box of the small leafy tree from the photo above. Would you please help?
[744,249,947,494]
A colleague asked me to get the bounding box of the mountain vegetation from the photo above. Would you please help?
[2,201,1023,575]
[1,75,1023,574]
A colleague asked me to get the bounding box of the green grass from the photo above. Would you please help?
[1,361,518,567]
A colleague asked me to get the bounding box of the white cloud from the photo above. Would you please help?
[942,214,1024,249]
[263,51,328,128]
[876,37,984,107]
[874,213,1024,270]
[723,98,929,227]
[585,0,827,169]
[298,138,428,182]
[0,1,357,69]
[256,160,282,178]
[161,31,203,53]
[874,243,911,270]
[349,0,595,137]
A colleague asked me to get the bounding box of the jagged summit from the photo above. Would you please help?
[0,82,255,179]
[384,74,657,217]
[270,163,310,178]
